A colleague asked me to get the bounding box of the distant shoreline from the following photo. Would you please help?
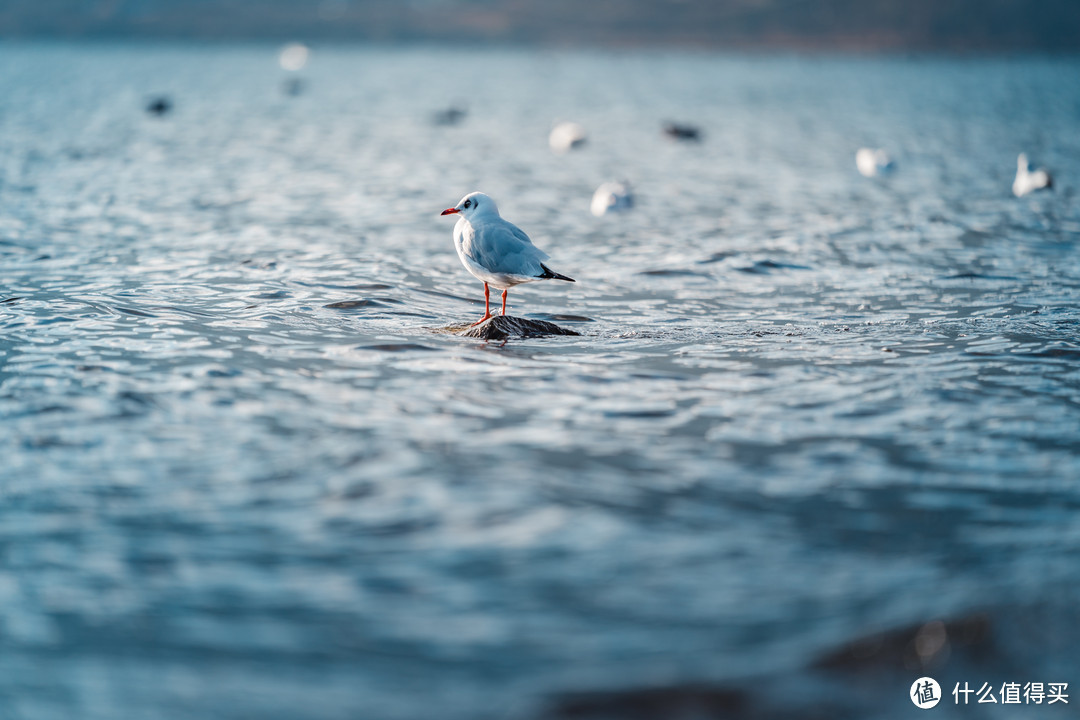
[3,35,1080,59]
[1,0,1078,54]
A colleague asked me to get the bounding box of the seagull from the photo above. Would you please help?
[145,96,172,117]
[440,192,575,325]
[662,122,702,142]
[549,122,587,154]
[1013,153,1053,197]
[432,106,467,126]
[855,148,895,178]
[590,181,634,217]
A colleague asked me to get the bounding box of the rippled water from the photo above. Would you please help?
[1,44,1079,719]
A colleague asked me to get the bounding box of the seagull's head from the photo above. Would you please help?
[1018,153,1030,171]
[440,192,498,221]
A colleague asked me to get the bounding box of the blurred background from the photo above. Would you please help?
[1,0,1080,49]
[1,2,1079,720]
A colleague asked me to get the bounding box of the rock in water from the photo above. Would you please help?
[439,315,581,340]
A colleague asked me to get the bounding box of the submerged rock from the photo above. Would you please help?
[542,613,995,719]
[437,315,581,340]
[324,299,392,309]
[547,685,746,719]
[813,613,992,674]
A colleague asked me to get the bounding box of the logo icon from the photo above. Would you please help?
[912,677,942,709]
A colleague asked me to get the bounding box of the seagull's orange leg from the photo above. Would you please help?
[470,283,492,326]
[501,289,508,315]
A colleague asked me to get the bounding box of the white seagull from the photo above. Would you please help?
[591,181,634,217]
[440,192,575,325]
[549,122,587,154]
[855,148,895,178]
[1013,153,1053,197]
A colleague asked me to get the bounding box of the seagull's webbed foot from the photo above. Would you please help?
[469,313,492,327]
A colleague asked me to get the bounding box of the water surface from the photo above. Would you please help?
[1,44,1079,719]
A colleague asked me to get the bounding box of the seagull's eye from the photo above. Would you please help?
[464,200,471,209]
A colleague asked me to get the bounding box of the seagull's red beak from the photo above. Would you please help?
[440,207,459,216]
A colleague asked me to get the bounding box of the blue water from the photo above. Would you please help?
[1,43,1078,719]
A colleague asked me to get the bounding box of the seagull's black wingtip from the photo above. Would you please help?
[539,264,575,282]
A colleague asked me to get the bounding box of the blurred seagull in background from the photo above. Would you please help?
[1013,153,1053,197]
[441,192,575,325]
[432,106,467,126]
[591,181,634,217]
[145,96,172,117]
[279,43,309,72]
[855,148,895,177]
[663,122,702,142]
[278,43,309,96]
[549,122,587,153]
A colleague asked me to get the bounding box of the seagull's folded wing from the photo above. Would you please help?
[473,222,550,277]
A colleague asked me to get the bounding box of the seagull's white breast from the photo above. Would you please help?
[453,215,547,290]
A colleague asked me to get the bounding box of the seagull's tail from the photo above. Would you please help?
[538,264,575,282]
